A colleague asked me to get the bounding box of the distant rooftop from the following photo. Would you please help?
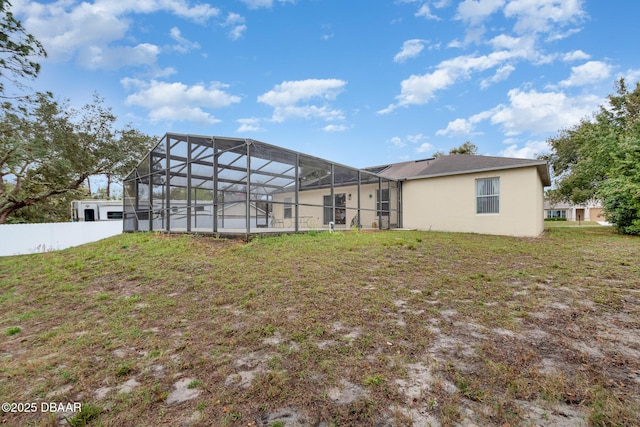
[366,154,551,186]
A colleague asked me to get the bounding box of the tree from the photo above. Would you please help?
[0,0,47,96]
[598,130,640,234]
[0,93,155,223]
[544,79,640,234]
[72,93,156,198]
[4,184,89,223]
[103,127,156,198]
[448,141,478,155]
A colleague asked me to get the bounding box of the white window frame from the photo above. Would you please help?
[476,177,500,214]
[547,210,566,219]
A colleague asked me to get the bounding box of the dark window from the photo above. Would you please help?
[107,211,123,219]
[547,210,566,219]
[84,209,95,221]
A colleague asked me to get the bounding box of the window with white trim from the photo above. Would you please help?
[546,210,566,219]
[476,177,499,214]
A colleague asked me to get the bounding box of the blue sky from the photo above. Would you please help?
[11,0,640,169]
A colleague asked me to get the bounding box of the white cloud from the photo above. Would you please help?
[562,49,590,62]
[380,49,526,113]
[239,0,272,8]
[223,13,247,40]
[504,0,585,35]
[378,69,454,114]
[238,0,295,9]
[454,0,505,43]
[394,39,426,63]
[488,34,536,56]
[17,0,220,68]
[388,133,429,149]
[389,137,406,148]
[436,118,474,136]
[439,50,516,75]
[436,109,495,136]
[415,4,440,20]
[545,27,582,42]
[480,64,515,88]
[456,0,505,25]
[433,0,452,8]
[153,67,178,78]
[499,140,549,158]
[406,133,428,144]
[323,124,348,132]
[271,105,344,123]
[224,12,245,25]
[622,68,640,85]
[169,27,201,53]
[257,79,347,123]
[258,79,346,106]
[416,142,435,153]
[237,118,264,132]
[123,79,241,124]
[490,88,599,135]
[438,88,599,140]
[228,24,247,40]
[559,61,612,87]
[77,43,160,70]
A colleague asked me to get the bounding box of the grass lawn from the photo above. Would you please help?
[1,226,639,426]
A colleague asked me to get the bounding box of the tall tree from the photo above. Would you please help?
[0,93,154,223]
[0,0,47,96]
[544,79,640,234]
[449,141,478,155]
[104,127,156,198]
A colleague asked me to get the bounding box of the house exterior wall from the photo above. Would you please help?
[402,166,545,237]
[271,182,400,229]
[544,201,604,221]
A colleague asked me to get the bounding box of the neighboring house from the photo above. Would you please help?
[544,200,604,222]
[123,133,550,238]
[71,199,123,222]
[370,155,551,237]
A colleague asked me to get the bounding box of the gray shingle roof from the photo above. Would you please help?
[366,154,551,186]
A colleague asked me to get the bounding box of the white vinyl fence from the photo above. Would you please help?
[0,221,123,257]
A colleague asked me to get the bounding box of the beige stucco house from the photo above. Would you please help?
[543,200,604,222]
[124,134,550,238]
[371,155,551,237]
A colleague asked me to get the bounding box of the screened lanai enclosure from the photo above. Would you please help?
[123,134,401,235]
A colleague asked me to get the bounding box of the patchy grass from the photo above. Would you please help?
[5,326,20,336]
[0,227,639,426]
